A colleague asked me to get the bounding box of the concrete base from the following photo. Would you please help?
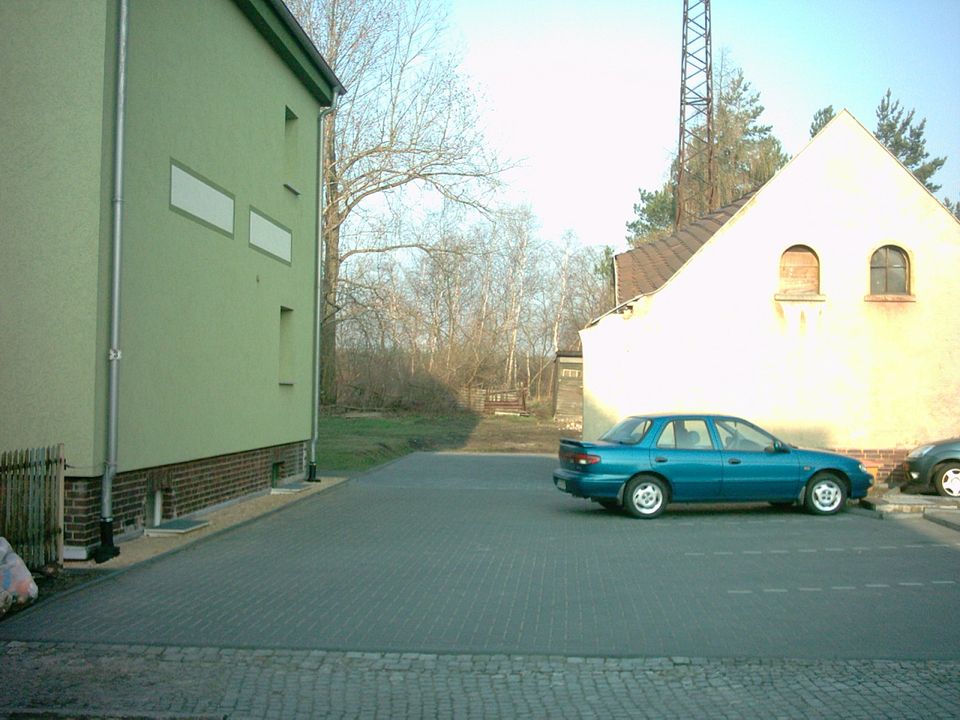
[63,544,97,561]
[271,481,312,495]
[143,518,211,537]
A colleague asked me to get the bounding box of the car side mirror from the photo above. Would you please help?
[768,440,789,454]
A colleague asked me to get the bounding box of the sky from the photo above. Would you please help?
[446,0,960,250]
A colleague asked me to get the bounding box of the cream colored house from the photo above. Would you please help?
[581,111,960,485]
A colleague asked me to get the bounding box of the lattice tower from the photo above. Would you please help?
[674,0,715,230]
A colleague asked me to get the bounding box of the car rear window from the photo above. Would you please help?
[601,417,652,445]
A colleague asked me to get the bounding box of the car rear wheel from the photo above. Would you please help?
[804,473,847,515]
[624,476,667,519]
[933,462,960,498]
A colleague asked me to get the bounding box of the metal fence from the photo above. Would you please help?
[0,444,64,568]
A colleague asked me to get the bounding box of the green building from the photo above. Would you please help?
[0,0,344,559]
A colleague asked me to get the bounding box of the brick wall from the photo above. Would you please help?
[827,447,909,492]
[64,441,306,554]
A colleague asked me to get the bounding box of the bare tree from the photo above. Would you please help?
[288,0,503,404]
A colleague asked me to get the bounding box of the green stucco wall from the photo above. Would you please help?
[117,0,325,471]
[2,0,334,476]
[0,1,113,471]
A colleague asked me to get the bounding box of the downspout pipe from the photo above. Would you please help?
[308,94,340,481]
[95,0,129,562]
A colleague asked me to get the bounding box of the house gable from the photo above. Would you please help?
[609,109,958,313]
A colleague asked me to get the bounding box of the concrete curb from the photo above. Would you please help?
[855,492,960,531]
[924,509,960,532]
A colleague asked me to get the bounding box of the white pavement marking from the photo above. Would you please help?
[727,581,960,595]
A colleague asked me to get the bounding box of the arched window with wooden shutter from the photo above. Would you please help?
[778,245,820,296]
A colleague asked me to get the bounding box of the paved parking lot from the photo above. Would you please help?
[2,451,959,718]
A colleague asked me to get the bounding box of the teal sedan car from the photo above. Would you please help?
[553,414,873,518]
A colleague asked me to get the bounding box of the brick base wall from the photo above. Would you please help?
[64,441,306,556]
[826,447,909,492]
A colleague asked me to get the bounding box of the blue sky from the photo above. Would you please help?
[447,0,960,249]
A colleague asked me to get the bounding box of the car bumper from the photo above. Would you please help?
[903,458,932,489]
[849,470,874,498]
[553,468,625,500]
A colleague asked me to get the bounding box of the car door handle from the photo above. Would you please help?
[728,458,742,465]
[654,456,668,463]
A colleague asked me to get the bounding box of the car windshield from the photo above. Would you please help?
[600,417,653,445]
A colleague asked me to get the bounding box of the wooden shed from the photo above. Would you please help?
[553,351,583,432]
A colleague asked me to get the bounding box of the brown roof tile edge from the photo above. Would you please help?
[615,193,755,304]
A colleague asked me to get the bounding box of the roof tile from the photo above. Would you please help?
[614,194,754,303]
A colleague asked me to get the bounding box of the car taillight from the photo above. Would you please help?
[565,452,600,466]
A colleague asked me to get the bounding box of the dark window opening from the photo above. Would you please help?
[870,246,909,295]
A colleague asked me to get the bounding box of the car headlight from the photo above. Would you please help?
[906,445,934,460]
[858,463,866,473]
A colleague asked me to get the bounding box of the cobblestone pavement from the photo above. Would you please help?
[2,453,959,718]
[2,640,959,719]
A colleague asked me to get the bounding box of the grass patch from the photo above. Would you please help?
[315,412,570,472]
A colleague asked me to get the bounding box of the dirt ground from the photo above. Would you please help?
[456,413,572,453]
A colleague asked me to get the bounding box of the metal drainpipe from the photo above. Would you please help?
[308,95,339,481]
[95,0,129,562]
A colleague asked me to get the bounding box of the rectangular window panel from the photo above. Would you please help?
[279,306,294,384]
[870,267,886,294]
[249,209,292,263]
[170,163,234,235]
[887,266,907,294]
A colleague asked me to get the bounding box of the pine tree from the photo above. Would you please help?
[809,105,836,138]
[874,89,946,193]
[626,58,787,246]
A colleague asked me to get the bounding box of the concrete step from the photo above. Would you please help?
[857,490,960,526]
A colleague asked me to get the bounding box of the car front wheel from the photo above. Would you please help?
[804,473,847,515]
[933,462,960,498]
[624,476,667,519]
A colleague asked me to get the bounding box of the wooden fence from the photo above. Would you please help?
[0,444,64,568]
[458,387,528,415]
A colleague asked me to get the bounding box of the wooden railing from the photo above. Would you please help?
[0,445,64,568]
[458,387,528,415]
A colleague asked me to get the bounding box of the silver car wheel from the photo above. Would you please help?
[939,467,960,497]
[631,482,663,515]
[810,478,843,513]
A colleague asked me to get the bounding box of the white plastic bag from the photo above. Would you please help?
[0,536,39,615]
